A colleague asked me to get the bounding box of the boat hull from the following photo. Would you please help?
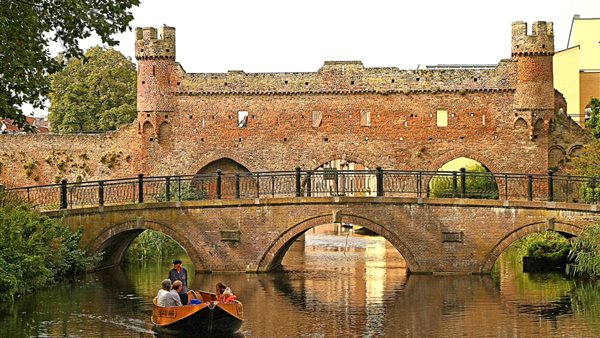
[152,291,243,336]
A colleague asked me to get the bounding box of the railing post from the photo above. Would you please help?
[376,167,384,197]
[165,177,171,202]
[295,167,301,197]
[460,168,466,198]
[60,179,68,209]
[504,174,508,200]
[590,178,597,204]
[235,173,240,199]
[452,172,458,198]
[417,172,422,198]
[138,173,144,203]
[528,175,533,201]
[216,170,222,199]
[547,170,554,202]
[255,173,260,198]
[177,176,182,201]
[306,171,312,197]
[98,181,105,207]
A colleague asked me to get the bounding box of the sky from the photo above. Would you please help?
[33,0,599,116]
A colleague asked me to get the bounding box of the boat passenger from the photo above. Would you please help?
[168,259,188,305]
[157,279,182,307]
[216,282,237,303]
[222,287,237,303]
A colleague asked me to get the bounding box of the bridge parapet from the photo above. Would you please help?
[4,169,599,211]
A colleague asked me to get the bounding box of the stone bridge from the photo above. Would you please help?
[43,196,600,275]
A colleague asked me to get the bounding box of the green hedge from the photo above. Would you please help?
[0,195,98,301]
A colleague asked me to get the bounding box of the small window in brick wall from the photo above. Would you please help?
[238,111,248,128]
[312,111,322,128]
[436,110,448,127]
[360,110,371,127]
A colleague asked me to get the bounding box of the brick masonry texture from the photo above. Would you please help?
[50,198,600,273]
[0,21,592,187]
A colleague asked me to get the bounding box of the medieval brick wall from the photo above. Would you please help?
[0,21,591,187]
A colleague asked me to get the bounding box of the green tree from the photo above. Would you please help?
[0,193,99,300]
[126,230,186,262]
[430,163,499,199]
[571,140,600,203]
[585,98,600,138]
[0,0,139,129]
[48,47,137,133]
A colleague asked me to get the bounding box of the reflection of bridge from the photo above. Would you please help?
[5,169,600,274]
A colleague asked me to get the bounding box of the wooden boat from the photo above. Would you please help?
[152,290,244,336]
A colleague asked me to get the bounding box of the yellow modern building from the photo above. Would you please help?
[553,15,600,125]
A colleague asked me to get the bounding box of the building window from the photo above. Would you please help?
[238,111,248,128]
[436,110,448,127]
[312,111,322,127]
[360,110,371,127]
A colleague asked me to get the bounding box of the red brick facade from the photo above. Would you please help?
[0,21,591,187]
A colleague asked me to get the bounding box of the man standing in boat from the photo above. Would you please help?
[168,259,188,305]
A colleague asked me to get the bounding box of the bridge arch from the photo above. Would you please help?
[481,220,584,273]
[256,212,419,272]
[88,219,206,271]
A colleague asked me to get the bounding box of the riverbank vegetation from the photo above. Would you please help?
[125,230,186,262]
[567,223,600,279]
[0,194,98,301]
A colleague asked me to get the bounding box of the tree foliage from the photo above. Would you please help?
[48,46,137,133]
[126,230,186,262]
[571,140,600,203]
[0,0,139,129]
[429,163,499,199]
[0,194,99,301]
[585,98,600,139]
[568,223,600,279]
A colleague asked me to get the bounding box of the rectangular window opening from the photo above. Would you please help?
[238,111,248,128]
[436,110,448,127]
[312,111,322,128]
[360,110,371,127]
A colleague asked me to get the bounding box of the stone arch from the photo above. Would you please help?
[513,117,528,130]
[548,145,567,169]
[256,213,419,273]
[196,157,251,175]
[195,153,253,175]
[88,219,205,272]
[481,220,584,273]
[308,152,380,172]
[142,121,154,140]
[427,157,499,199]
[158,121,172,145]
[429,151,499,174]
[533,117,544,139]
[569,145,584,158]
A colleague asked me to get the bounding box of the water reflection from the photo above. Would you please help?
[1,226,600,337]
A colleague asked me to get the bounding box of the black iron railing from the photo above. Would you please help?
[3,168,599,210]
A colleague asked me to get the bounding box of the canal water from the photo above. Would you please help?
[1,225,600,337]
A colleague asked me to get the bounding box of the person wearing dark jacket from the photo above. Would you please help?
[168,259,188,305]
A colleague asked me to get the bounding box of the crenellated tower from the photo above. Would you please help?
[135,26,178,139]
[512,21,555,110]
[511,21,555,142]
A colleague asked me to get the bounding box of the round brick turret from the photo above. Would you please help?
[511,21,555,111]
[135,27,177,115]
